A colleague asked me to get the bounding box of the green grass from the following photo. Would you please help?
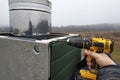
[112,48,120,64]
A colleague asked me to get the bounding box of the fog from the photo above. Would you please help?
[0,0,120,26]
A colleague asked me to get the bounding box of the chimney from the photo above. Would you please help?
[9,0,51,36]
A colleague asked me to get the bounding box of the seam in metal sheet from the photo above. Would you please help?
[10,9,51,14]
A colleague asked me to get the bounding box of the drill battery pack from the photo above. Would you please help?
[72,56,96,80]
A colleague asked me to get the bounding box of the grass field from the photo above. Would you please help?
[79,31,120,64]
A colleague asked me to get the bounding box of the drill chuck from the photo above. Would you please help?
[67,37,92,49]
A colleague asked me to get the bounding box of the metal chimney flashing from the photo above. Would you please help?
[9,0,51,36]
[9,0,51,7]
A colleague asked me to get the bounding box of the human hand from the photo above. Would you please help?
[84,50,116,68]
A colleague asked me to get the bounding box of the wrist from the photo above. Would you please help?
[101,63,117,68]
[100,64,119,69]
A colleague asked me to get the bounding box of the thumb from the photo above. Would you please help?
[85,50,99,59]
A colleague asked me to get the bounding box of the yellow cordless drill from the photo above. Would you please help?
[67,37,114,80]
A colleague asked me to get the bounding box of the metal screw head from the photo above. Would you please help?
[33,45,40,54]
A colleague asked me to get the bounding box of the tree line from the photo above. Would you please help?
[51,23,120,33]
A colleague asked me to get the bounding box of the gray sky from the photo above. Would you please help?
[0,0,120,26]
[50,0,120,26]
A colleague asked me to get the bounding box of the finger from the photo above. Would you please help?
[87,62,92,69]
[85,50,100,59]
[82,52,86,56]
[83,50,89,56]
[86,56,92,62]
[89,51,99,59]
[84,50,92,56]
